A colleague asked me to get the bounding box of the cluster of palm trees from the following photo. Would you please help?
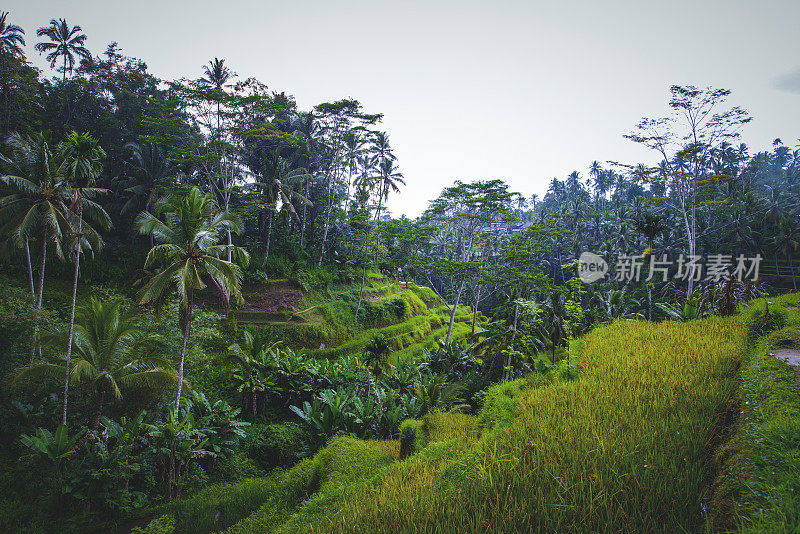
[0,132,109,425]
[529,140,800,305]
[1,13,93,80]
[0,128,250,426]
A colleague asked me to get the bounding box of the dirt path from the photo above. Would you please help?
[771,348,800,367]
[770,349,800,382]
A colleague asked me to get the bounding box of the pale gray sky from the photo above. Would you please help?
[8,0,800,216]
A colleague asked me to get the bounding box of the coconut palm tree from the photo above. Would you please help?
[14,298,177,429]
[60,131,110,426]
[0,133,72,360]
[0,12,25,58]
[122,142,174,218]
[773,217,800,290]
[35,19,91,80]
[371,132,395,162]
[290,111,321,247]
[201,57,232,136]
[135,187,248,410]
[256,150,311,267]
[374,157,405,223]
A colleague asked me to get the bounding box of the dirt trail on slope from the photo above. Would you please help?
[770,349,800,382]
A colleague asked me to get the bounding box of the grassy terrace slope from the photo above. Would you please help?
[151,313,748,533]
[230,275,476,360]
[710,293,800,532]
[292,318,743,533]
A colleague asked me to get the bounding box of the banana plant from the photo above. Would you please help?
[20,424,82,463]
[20,424,83,505]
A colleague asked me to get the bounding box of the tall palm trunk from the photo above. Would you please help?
[300,178,309,247]
[790,254,797,291]
[373,186,385,264]
[175,291,193,411]
[261,209,273,269]
[318,197,331,267]
[62,213,83,426]
[445,278,465,345]
[35,233,48,360]
[25,240,37,362]
[92,390,106,431]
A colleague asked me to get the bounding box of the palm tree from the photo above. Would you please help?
[35,19,91,80]
[135,187,248,410]
[122,142,174,217]
[633,212,668,254]
[343,129,365,205]
[371,132,395,162]
[290,111,321,247]
[256,150,311,268]
[201,57,232,135]
[0,12,25,58]
[227,330,280,416]
[0,12,25,134]
[773,217,800,290]
[61,131,110,426]
[0,133,72,360]
[374,157,405,223]
[566,171,582,193]
[14,298,177,429]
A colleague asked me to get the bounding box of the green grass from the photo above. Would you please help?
[707,294,800,532]
[279,317,744,533]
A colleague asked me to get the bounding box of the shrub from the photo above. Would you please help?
[244,424,309,470]
[399,419,423,459]
[131,514,176,534]
[746,302,787,343]
[474,378,529,433]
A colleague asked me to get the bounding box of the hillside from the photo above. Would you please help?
[133,295,800,533]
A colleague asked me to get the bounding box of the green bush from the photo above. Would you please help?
[399,419,423,459]
[474,378,529,433]
[131,514,176,534]
[746,302,788,343]
[244,423,309,470]
[262,255,293,279]
[209,453,265,482]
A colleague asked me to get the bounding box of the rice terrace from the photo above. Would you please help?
[0,1,799,532]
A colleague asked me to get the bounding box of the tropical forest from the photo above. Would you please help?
[0,5,800,533]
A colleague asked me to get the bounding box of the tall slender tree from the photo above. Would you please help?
[0,12,25,57]
[35,19,91,80]
[60,131,110,425]
[14,298,177,430]
[135,187,248,410]
[0,133,72,360]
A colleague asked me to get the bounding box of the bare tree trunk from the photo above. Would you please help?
[318,198,331,267]
[261,209,273,269]
[92,390,105,431]
[356,264,367,315]
[37,236,46,309]
[63,215,82,426]
[35,236,47,360]
[25,240,37,362]
[471,285,481,335]
[790,254,797,291]
[445,278,465,345]
[300,179,309,248]
[175,292,193,412]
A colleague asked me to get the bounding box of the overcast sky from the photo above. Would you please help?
[8,0,800,216]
